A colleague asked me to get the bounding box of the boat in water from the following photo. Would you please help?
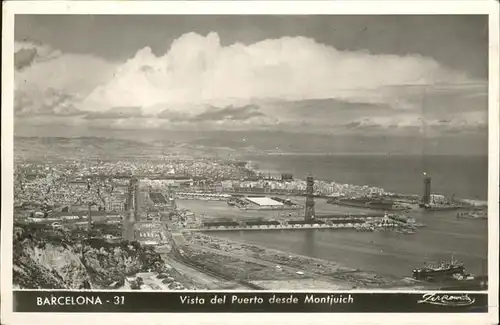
[456,211,487,219]
[388,214,409,223]
[412,256,465,281]
[388,214,425,227]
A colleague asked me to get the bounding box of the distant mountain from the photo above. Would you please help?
[14,136,157,161]
[13,129,488,162]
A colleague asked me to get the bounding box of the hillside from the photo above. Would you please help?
[13,224,164,289]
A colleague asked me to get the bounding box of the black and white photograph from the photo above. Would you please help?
[1,1,499,324]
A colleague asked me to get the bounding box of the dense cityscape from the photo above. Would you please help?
[14,159,389,214]
[12,150,488,293]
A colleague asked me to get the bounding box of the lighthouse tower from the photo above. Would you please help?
[422,172,432,206]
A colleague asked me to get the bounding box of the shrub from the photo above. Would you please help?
[130,281,141,290]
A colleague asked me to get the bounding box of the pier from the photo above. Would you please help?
[317,213,385,219]
[187,224,361,232]
[185,217,368,232]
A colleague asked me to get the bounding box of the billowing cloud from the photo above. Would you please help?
[190,104,265,122]
[14,87,85,117]
[342,109,487,136]
[14,48,37,70]
[158,104,265,122]
[15,41,63,69]
[83,32,476,112]
[14,41,116,116]
[83,106,144,120]
[14,33,487,136]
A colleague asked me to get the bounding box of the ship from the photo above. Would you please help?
[389,213,425,227]
[412,256,466,281]
[456,211,487,219]
[388,214,419,224]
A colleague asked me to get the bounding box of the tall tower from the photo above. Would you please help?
[305,175,315,221]
[422,173,431,205]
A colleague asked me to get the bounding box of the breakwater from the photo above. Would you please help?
[186,221,366,232]
[317,213,384,219]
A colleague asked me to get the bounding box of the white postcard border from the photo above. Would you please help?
[2,1,499,325]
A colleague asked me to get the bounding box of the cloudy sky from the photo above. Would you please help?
[14,15,488,143]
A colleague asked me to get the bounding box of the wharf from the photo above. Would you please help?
[317,213,384,219]
[185,213,387,232]
[185,223,363,232]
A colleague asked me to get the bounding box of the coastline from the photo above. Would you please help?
[180,231,428,290]
[242,153,488,202]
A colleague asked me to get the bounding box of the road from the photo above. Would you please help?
[156,244,263,290]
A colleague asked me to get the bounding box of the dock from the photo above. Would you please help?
[185,221,366,232]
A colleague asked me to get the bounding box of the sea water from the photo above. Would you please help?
[212,154,488,278]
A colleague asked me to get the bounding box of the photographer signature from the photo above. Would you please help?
[417,293,475,306]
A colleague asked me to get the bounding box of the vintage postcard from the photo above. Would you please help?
[1,1,499,325]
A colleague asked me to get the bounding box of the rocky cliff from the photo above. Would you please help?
[13,224,165,289]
